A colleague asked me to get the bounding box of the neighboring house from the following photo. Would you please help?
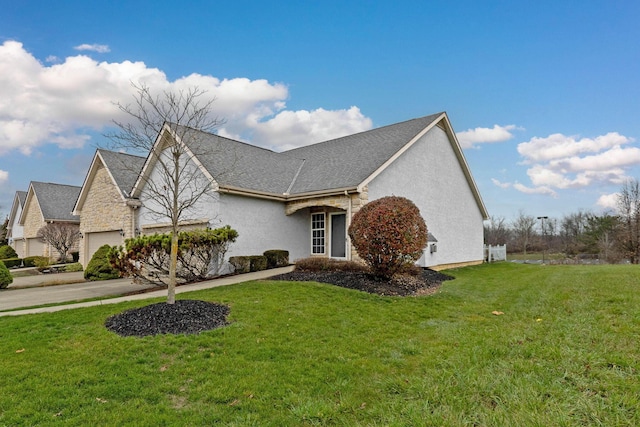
[7,191,27,258]
[133,111,489,270]
[18,182,81,259]
[73,149,146,266]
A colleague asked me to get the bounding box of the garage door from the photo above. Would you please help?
[86,231,123,263]
[26,238,45,258]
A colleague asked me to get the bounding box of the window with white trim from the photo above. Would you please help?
[311,213,326,254]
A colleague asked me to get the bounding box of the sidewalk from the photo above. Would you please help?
[0,266,294,317]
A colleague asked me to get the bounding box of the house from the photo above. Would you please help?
[132,111,489,270]
[7,191,27,258]
[73,149,146,266]
[17,182,81,259]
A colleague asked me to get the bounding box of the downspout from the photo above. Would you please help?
[345,190,352,261]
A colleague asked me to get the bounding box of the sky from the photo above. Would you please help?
[1,0,639,224]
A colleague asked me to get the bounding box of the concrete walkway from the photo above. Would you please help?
[0,266,294,317]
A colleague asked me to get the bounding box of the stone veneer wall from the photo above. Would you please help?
[79,162,136,265]
[80,163,135,236]
[22,194,47,257]
[284,188,368,261]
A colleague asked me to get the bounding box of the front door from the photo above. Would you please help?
[330,213,346,258]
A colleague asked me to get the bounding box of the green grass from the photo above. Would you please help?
[1,263,639,426]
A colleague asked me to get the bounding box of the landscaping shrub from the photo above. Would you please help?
[110,226,238,286]
[229,256,250,274]
[0,261,12,289]
[294,257,369,272]
[1,258,22,269]
[348,196,427,278]
[34,256,53,272]
[0,245,18,260]
[70,251,80,263]
[62,262,83,272]
[248,255,267,272]
[85,245,121,281]
[263,250,289,269]
[23,256,49,269]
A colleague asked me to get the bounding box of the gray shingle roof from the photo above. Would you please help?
[17,191,27,206]
[282,113,442,194]
[176,128,304,195]
[97,149,146,197]
[174,113,442,196]
[31,182,81,222]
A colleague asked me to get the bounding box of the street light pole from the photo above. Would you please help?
[537,216,548,264]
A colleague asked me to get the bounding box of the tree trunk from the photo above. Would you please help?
[168,231,178,304]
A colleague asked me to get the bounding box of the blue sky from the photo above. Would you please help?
[1,0,639,223]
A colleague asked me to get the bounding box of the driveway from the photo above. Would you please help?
[1,274,154,312]
[0,266,295,316]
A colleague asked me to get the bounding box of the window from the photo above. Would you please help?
[311,213,325,254]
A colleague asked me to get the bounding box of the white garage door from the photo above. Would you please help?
[26,238,45,258]
[86,231,123,263]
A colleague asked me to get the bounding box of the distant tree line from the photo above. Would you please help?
[484,179,640,263]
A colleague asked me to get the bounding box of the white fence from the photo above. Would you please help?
[484,244,507,262]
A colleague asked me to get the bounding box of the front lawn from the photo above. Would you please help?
[1,263,639,425]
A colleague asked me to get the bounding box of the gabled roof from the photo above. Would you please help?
[282,113,443,194]
[74,149,146,213]
[7,190,27,232]
[132,112,488,219]
[20,182,81,224]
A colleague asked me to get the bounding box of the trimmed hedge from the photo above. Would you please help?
[229,256,250,274]
[263,250,289,269]
[0,261,13,289]
[1,258,22,269]
[249,255,267,272]
[23,256,48,268]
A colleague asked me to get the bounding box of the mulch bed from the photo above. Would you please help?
[270,268,454,296]
[105,268,453,337]
[105,300,230,337]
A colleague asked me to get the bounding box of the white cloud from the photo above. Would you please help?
[512,182,557,197]
[507,131,640,197]
[456,124,521,149]
[74,44,111,53]
[597,193,619,211]
[0,169,8,184]
[517,132,632,163]
[248,107,373,150]
[491,178,511,189]
[0,40,373,156]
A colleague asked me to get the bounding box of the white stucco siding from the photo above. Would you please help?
[217,193,309,262]
[367,126,485,267]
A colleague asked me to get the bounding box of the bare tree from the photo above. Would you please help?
[36,223,81,262]
[106,83,224,304]
[560,210,589,255]
[484,215,510,246]
[616,178,640,263]
[511,210,537,255]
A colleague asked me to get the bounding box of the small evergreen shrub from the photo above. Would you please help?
[62,262,83,272]
[248,255,267,272]
[229,256,250,274]
[0,245,18,259]
[263,250,289,269]
[70,251,80,263]
[23,256,48,269]
[85,245,120,281]
[0,261,12,289]
[348,196,428,278]
[1,258,22,269]
[34,256,52,272]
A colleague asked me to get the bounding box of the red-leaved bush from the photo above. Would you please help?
[348,196,428,278]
